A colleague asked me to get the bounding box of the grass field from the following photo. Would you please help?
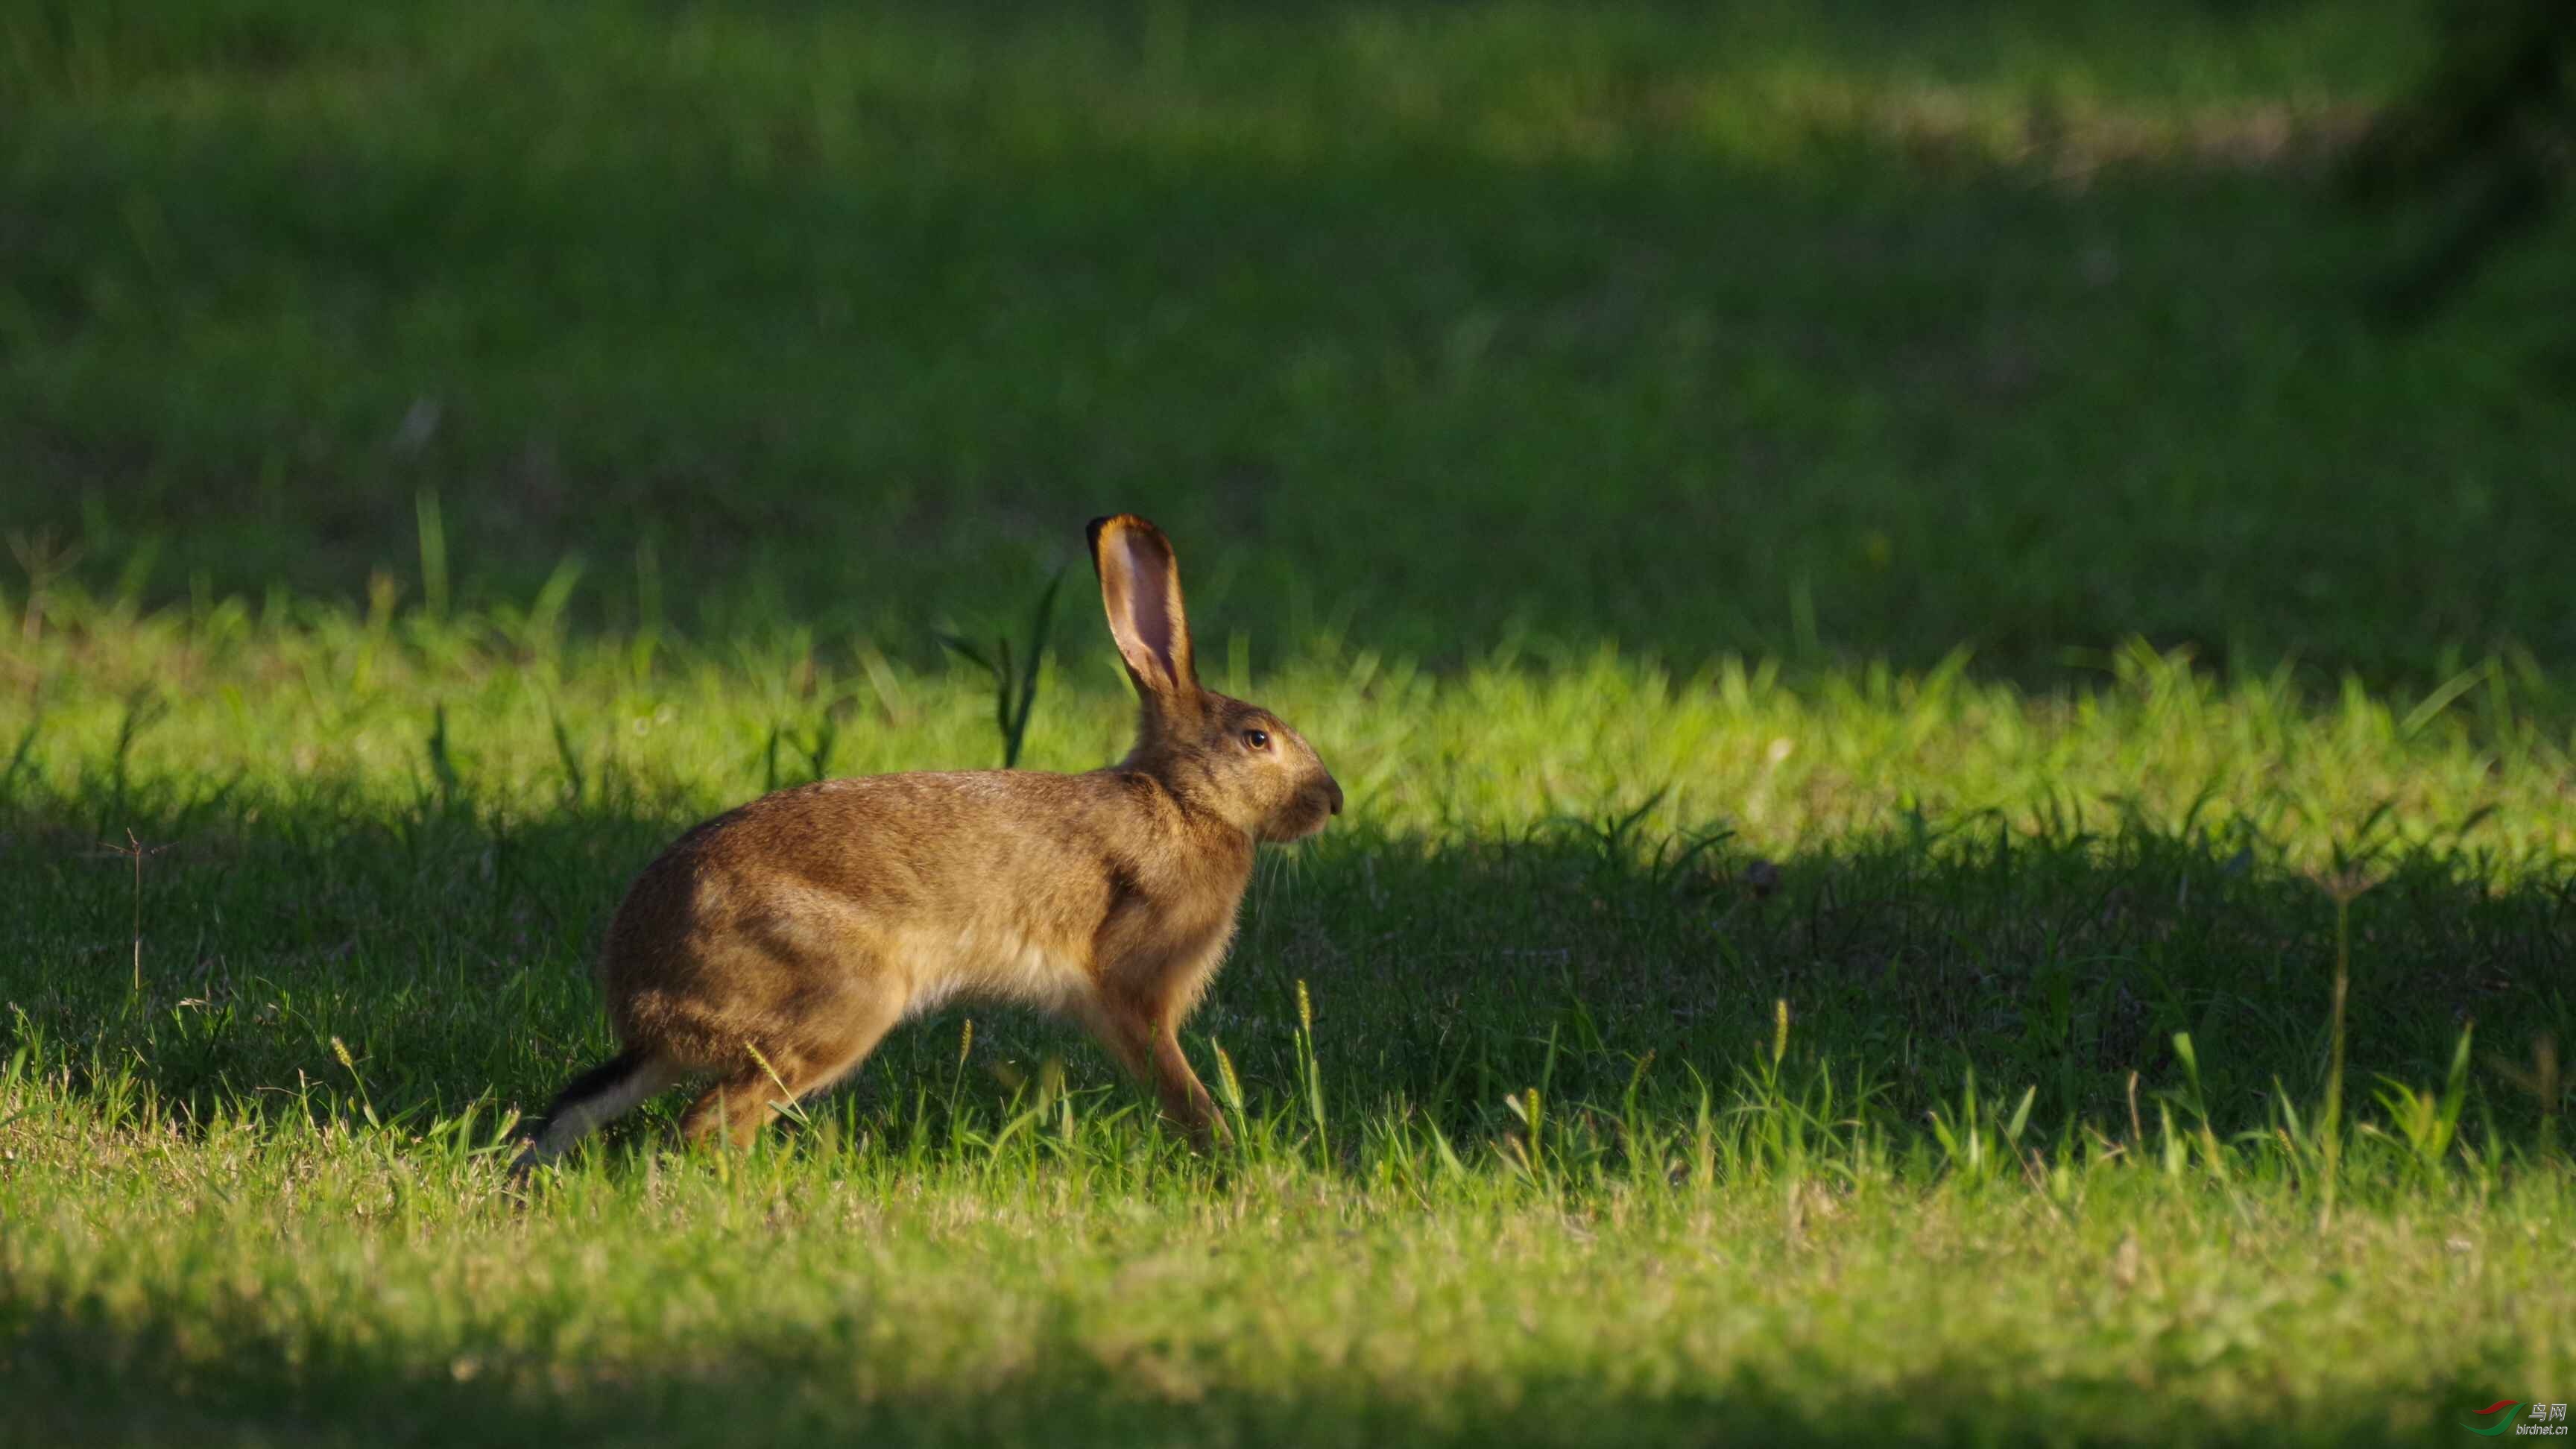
[9,0,2575,680]
[5,1,2576,1445]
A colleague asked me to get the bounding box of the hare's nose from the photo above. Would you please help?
[1325,777,1345,816]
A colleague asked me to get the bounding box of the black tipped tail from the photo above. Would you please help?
[531,1048,648,1126]
[510,1048,663,1178]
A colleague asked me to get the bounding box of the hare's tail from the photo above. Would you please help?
[509,1049,680,1178]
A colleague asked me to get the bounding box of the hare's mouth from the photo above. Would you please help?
[1264,794,1337,843]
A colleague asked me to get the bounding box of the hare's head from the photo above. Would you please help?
[1088,514,1342,843]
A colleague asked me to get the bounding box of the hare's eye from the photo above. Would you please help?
[1243,728,1270,751]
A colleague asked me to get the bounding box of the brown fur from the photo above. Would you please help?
[511,515,1340,1172]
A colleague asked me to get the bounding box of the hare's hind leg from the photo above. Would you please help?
[678,992,904,1150]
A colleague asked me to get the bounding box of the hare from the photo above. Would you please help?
[510,514,1341,1173]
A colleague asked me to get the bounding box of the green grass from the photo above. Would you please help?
[6,1,2576,1444]
[7,1114,2569,1448]
[6,0,2574,680]
[4,614,2572,1445]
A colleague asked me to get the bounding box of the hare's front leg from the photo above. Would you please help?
[1085,988,1228,1150]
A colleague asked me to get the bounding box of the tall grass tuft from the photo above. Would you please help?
[938,566,1067,770]
[2316,866,2374,1228]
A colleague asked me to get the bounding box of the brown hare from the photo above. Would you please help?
[511,515,1341,1173]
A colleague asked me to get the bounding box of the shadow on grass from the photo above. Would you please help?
[7,3,2573,684]
[0,1289,2477,1449]
[4,785,2567,1149]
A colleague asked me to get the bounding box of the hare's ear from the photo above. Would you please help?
[1087,514,1198,703]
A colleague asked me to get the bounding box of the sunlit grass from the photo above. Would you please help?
[10,587,2571,863]
[5,582,2572,1443]
[3,976,2567,1447]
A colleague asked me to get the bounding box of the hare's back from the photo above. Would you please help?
[600,769,1123,999]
